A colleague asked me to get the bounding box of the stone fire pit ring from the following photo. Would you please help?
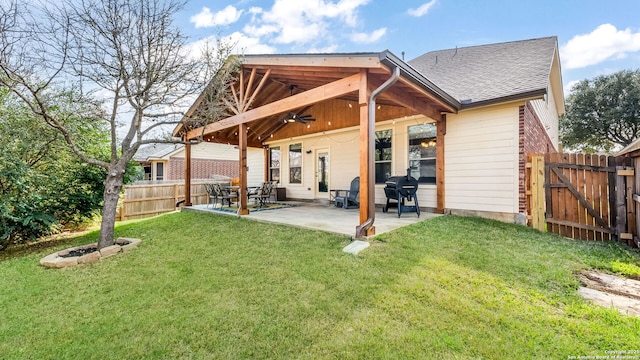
[40,237,141,268]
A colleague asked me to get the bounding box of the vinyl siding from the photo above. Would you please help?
[529,97,559,150]
[264,106,521,214]
[445,105,520,214]
[265,116,438,208]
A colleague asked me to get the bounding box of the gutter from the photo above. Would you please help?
[378,50,461,111]
[356,66,401,239]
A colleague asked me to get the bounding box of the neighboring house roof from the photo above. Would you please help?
[617,138,640,157]
[134,143,183,162]
[408,36,558,108]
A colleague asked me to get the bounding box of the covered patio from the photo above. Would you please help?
[175,51,458,238]
[185,201,438,238]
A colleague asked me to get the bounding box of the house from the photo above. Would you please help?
[134,142,264,184]
[174,36,564,236]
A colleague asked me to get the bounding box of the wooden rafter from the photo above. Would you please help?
[380,83,443,121]
[243,68,256,107]
[242,68,271,112]
[230,83,241,114]
[186,73,362,140]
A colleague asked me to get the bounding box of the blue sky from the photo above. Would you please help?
[174,0,640,95]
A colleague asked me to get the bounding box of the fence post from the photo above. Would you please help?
[530,155,546,231]
[174,183,180,208]
[616,166,628,242]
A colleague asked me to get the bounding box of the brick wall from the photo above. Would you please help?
[518,102,558,212]
[167,157,239,180]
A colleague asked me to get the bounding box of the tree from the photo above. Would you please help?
[0,89,109,250]
[0,0,237,249]
[560,70,640,153]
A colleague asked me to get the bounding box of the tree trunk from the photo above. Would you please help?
[98,169,124,249]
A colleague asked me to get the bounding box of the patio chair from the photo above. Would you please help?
[212,183,238,208]
[249,181,273,208]
[334,176,359,209]
[204,183,218,209]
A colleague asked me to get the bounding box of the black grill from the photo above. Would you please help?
[382,169,420,217]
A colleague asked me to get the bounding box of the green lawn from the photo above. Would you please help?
[1,212,639,359]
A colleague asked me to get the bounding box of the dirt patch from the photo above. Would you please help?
[578,270,640,317]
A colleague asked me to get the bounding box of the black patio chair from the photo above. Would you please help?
[249,181,273,208]
[212,183,237,208]
[334,176,359,209]
[204,183,218,209]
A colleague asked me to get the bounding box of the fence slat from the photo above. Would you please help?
[531,152,623,243]
[118,182,209,221]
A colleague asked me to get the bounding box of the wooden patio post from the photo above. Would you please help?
[238,123,249,215]
[436,114,446,213]
[264,147,269,182]
[358,69,375,236]
[184,141,192,207]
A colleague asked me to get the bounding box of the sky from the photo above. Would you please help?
[173,0,640,95]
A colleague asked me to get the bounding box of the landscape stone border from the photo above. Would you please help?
[40,237,141,268]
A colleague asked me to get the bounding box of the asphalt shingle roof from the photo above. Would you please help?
[133,143,183,162]
[408,37,558,106]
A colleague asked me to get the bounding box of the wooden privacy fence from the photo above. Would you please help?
[117,181,209,221]
[527,153,638,248]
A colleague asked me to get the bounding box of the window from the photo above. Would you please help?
[269,146,280,183]
[143,164,152,181]
[289,143,302,184]
[408,123,436,184]
[375,129,392,183]
[155,162,164,181]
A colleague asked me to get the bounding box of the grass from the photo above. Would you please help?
[1,212,640,359]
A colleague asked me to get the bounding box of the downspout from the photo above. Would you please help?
[356,66,400,238]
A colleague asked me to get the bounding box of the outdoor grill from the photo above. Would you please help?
[382,168,420,217]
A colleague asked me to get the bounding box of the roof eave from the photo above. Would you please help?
[458,88,547,110]
[379,50,461,111]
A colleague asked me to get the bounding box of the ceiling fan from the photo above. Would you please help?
[283,112,316,124]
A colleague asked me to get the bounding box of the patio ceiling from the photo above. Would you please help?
[177,51,459,147]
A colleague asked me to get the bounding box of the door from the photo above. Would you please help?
[316,149,329,198]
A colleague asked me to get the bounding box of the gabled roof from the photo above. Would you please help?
[134,143,183,162]
[176,51,459,144]
[409,37,559,108]
[617,138,640,157]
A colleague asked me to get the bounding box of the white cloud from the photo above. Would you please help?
[408,0,437,17]
[350,27,387,44]
[561,24,640,69]
[190,5,243,28]
[186,33,277,58]
[224,32,278,54]
[563,80,580,94]
[243,0,370,45]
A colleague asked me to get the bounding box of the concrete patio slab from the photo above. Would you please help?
[184,201,438,238]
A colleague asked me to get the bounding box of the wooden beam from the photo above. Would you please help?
[397,76,457,113]
[435,114,446,213]
[264,147,269,182]
[222,97,240,115]
[238,123,249,215]
[242,68,271,112]
[243,68,257,108]
[358,69,375,236]
[238,70,245,111]
[380,83,442,121]
[186,73,361,140]
[230,83,241,113]
[184,142,192,206]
